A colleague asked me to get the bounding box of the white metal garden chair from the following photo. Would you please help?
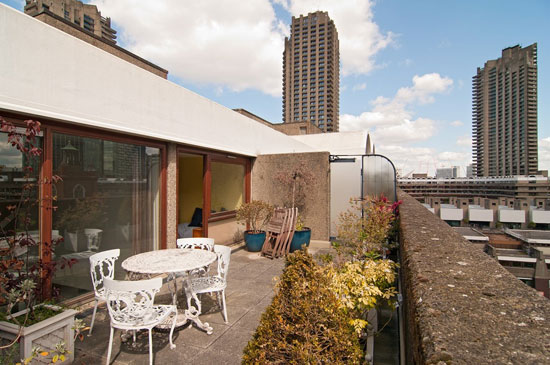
[189,244,231,323]
[103,277,177,365]
[176,237,215,276]
[84,228,103,251]
[176,237,214,251]
[89,249,120,336]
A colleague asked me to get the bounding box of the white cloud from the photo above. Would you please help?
[380,146,471,177]
[340,73,455,175]
[91,0,286,96]
[370,117,436,144]
[450,120,463,127]
[438,151,470,164]
[352,83,367,91]
[340,73,452,146]
[539,137,550,172]
[380,145,435,176]
[90,0,393,96]
[394,73,453,104]
[456,135,471,147]
[270,0,395,76]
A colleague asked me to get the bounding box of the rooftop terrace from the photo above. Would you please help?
[73,242,334,364]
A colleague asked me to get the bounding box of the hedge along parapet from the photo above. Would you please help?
[398,190,550,364]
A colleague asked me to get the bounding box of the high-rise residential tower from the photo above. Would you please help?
[282,11,340,133]
[25,0,116,43]
[472,43,538,176]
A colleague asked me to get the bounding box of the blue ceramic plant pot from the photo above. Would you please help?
[289,228,311,252]
[244,231,266,252]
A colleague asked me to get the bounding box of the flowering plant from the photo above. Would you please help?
[334,195,401,260]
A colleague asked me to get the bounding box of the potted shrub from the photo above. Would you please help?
[236,200,274,252]
[289,215,311,252]
[0,118,85,364]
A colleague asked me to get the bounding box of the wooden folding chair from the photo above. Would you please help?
[273,207,294,257]
[261,208,287,259]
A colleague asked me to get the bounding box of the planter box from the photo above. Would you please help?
[0,305,77,364]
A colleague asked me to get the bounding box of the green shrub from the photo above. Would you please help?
[242,249,362,364]
[326,259,397,334]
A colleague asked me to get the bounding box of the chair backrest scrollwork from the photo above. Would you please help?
[176,237,214,251]
[89,249,120,296]
[103,277,161,324]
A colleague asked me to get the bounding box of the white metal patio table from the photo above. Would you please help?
[121,248,217,334]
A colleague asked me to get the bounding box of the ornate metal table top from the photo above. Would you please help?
[122,248,217,275]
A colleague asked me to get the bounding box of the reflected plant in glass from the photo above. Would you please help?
[0,117,77,352]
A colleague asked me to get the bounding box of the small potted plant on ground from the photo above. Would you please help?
[236,200,274,252]
[289,215,311,252]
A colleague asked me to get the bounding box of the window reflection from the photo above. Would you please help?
[211,161,244,214]
[52,133,160,299]
[0,131,40,260]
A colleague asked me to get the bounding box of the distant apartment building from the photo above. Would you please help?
[466,164,474,177]
[282,11,340,133]
[401,175,550,229]
[485,230,550,298]
[435,166,459,179]
[472,43,538,176]
[25,0,116,42]
[400,175,550,203]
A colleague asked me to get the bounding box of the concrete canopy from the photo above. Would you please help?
[0,4,315,157]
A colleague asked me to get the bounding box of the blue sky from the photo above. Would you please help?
[3,0,549,175]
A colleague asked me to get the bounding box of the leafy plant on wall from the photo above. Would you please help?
[274,160,314,221]
[333,196,401,260]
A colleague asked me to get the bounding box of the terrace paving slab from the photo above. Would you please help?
[73,241,334,364]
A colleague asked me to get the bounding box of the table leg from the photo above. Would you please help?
[168,273,178,306]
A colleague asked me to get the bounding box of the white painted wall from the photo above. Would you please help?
[469,207,493,222]
[290,131,370,237]
[498,207,525,223]
[329,158,362,237]
[0,5,315,157]
[530,208,550,224]
[422,204,435,214]
[440,207,463,221]
[291,131,369,155]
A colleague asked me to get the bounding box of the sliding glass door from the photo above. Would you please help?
[51,132,161,298]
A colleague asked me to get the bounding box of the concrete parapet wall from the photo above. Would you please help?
[251,152,330,240]
[398,190,550,364]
